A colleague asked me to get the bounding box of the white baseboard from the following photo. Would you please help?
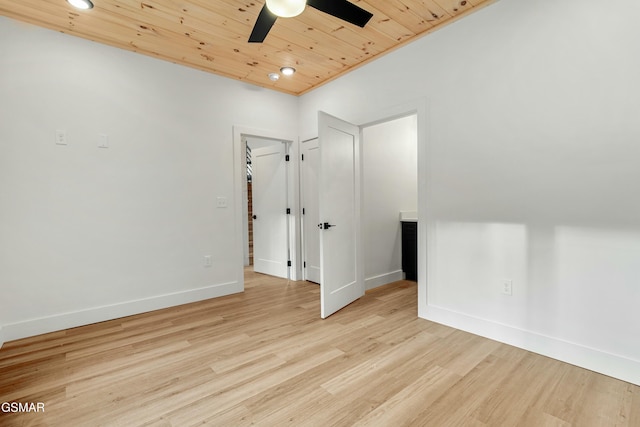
[365,270,405,290]
[0,326,4,349]
[423,304,640,386]
[2,280,242,343]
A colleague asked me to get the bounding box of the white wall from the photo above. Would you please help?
[299,0,640,385]
[3,0,640,386]
[362,115,417,289]
[0,17,298,343]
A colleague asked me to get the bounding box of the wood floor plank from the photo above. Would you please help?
[471,353,566,425]
[0,267,638,426]
[352,365,462,426]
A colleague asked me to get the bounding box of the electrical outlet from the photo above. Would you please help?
[502,279,513,296]
[98,133,109,148]
[216,197,228,208]
[204,255,212,267]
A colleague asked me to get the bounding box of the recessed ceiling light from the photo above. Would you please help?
[67,0,93,9]
[268,72,280,81]
[280,67,296,76]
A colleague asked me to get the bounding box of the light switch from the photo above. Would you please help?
[55,130,67,145]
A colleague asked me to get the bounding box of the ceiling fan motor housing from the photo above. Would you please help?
[265,0,306,18]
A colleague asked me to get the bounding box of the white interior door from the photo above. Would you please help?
[252,143,289,278]
[318,112,363,318]
[301,138,320,284]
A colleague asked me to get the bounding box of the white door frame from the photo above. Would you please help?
[233,126,299,286]
[353,99,429,318]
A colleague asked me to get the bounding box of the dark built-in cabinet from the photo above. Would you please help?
[401,221,417,281]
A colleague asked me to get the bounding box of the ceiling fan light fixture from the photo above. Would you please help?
[280,66,296,76]
[67,0,93,10]
[265,0,306,18]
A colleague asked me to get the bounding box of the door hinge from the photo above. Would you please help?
[301,154,304,161]
[303,261,306,268]
[286,208,291,214]
[285,154,290,161]
[302,208,305,215]
[287,260,292,267]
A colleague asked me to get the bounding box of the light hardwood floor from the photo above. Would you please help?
[1,269,638,426]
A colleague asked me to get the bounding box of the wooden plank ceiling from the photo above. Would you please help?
[0,0,495,95]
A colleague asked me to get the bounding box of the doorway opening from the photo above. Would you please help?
[241,135,292,280]
[361,113,418,289]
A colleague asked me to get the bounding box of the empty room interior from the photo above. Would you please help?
[1,0,640,425]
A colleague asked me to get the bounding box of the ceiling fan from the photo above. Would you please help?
[249,0,373,43]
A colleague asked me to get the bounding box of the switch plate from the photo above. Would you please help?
[98,134,109,148]
[502,279,513,296]
[203,255,212,267]
[216,197,228,208]
[55,130,67,145]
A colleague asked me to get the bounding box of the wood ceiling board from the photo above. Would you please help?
[403,0,450,22]
[273,16,377,64]
[0,0,497,95]
[367,1,435,34]
[265,26,350,69]
[357,4,418,43]
[103,0,344,88]
[299,6,398,52]
[432,0,474,16]
[250,21,356,65]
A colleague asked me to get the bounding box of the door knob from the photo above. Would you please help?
[252,215,257,220]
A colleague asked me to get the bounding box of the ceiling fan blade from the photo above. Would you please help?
[307,0,373,28]
[249,4,278,43]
